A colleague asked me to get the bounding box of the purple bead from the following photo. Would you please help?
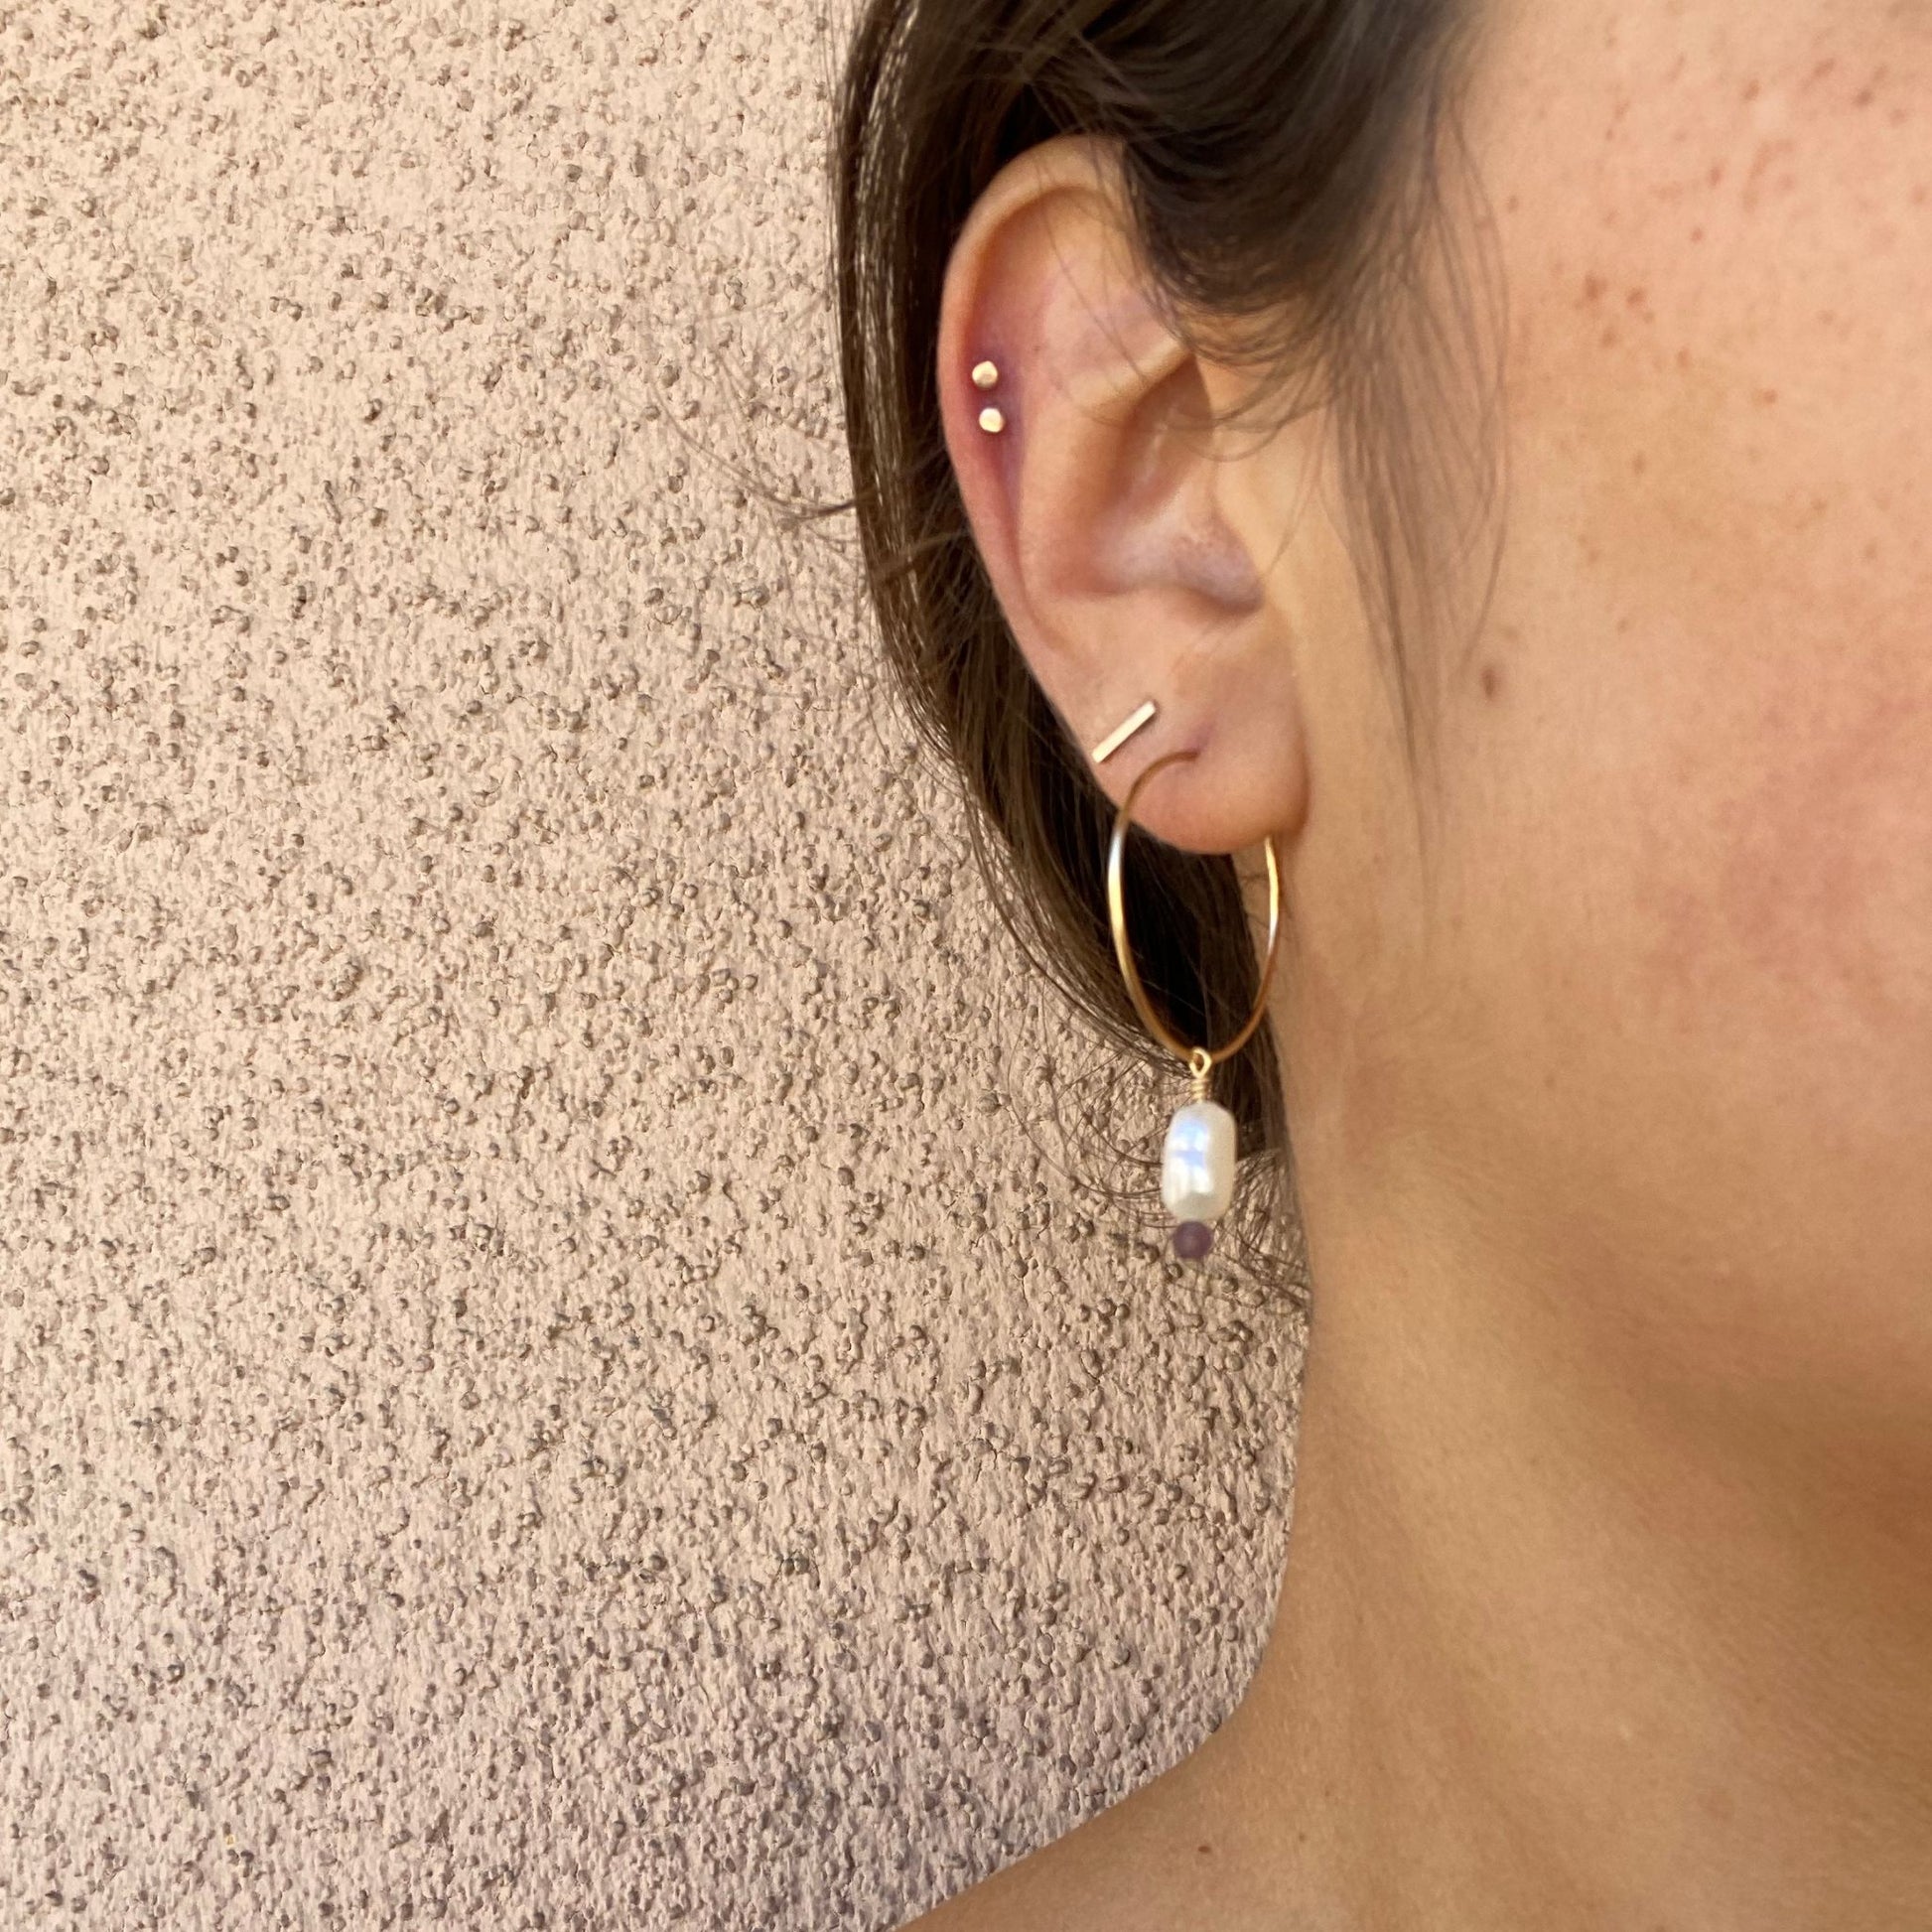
[1172,1220,1214,1262]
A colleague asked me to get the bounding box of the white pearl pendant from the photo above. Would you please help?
[1161,1100,1237,1224]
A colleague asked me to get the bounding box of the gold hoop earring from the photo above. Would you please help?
[1105,748,1283,1261]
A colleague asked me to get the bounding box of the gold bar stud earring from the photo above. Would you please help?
[1090,699,1158,766]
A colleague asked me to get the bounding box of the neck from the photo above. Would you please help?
[1202,1157,1932,1931]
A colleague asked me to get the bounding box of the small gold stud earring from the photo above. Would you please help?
[978,406,1006,434]
[972,360,1000,389]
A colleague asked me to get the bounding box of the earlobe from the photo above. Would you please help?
[935,136,1310,860]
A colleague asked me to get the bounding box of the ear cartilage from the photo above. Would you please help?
[971,360,1001,390]
[978,406,1006,434]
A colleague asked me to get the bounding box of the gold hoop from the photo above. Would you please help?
[1104,749,1283,1070]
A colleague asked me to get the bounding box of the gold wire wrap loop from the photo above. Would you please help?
[1105,749,1284,1072]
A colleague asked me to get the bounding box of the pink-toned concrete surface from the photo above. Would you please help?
[0,5,1299,1926]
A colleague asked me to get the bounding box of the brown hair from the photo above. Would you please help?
[832,0,1489,1286]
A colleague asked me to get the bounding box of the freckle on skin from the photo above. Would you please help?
[1480,663,1504,702]
[1582,273,1607,305]
[1756,388,1780,407]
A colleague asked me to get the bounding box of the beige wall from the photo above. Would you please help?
[0,4,1299,1925]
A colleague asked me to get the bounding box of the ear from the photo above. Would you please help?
[938,134,1311,858]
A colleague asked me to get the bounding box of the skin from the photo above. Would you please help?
[905,0,1932,1927]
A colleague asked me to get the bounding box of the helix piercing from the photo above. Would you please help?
[973,358,1005,433]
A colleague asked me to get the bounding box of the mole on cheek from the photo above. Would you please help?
[1480,662,1506,702]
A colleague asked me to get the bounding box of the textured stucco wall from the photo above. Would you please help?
[0,5,1301,1927]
